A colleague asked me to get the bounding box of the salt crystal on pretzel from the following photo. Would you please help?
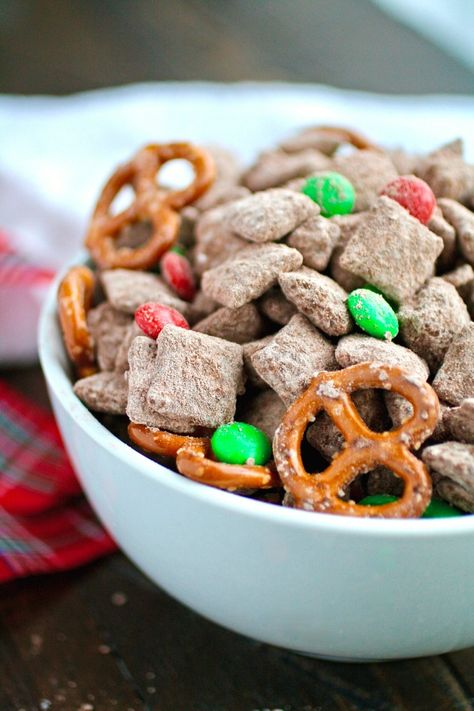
[273,362,439,518]
[193,303,263,344]
[251,314,336,405]
[339,196,444,303]
[201,243,303,309]
[279,267,353,337]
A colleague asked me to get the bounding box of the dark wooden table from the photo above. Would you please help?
[1,366,474,711]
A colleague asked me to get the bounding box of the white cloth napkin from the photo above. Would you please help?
[1,81,474,362]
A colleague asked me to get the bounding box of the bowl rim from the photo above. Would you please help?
[39,255,474,539]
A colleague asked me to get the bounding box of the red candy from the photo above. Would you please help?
[135,302,189,339]
[161,251,196,301]
[380,175,436,225]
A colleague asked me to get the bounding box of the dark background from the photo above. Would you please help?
[1,0,474,95]
[2,2,474,710]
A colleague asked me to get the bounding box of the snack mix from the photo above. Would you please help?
[58,128,474,519]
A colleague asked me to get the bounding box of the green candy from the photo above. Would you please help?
[362,283,398,311]
[359,495,398,507]
[301,172,355,217]
[347,288,399,340]
[170,244,187,255]
[211,422,272,466]
[422,499,464,518]
[360,495,465,518]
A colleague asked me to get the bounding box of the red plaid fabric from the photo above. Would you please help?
[0,380,116,582]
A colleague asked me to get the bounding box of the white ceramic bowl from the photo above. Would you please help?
[39,263,474,661]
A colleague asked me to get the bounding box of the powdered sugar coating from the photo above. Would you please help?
[433,323,474,405]
[339,196,444,303]
[147,325,243,430]
[438,198,474,266]
[279,267,353,336]
[223,189,317,243]
[399,278,470,372]
[242,335,275,389]
[193,303,263,344]
[87,303,132,372]
[333,150,398,211]
[101,269,189,317]
[443,399,474,444]
[258,288,297,325]
[243,389,286,441]
[287,214,340,271]
[422,442,474,512]
[251,314,336,405]
[242,149,332,191]
[74,371,128,415]
[201,243,303,308]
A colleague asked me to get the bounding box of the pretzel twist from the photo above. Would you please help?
[273,363,439,518]
[312,126,382,151]
[85,142,216,270]
[128,423,280,491]
[58,266,96,378]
